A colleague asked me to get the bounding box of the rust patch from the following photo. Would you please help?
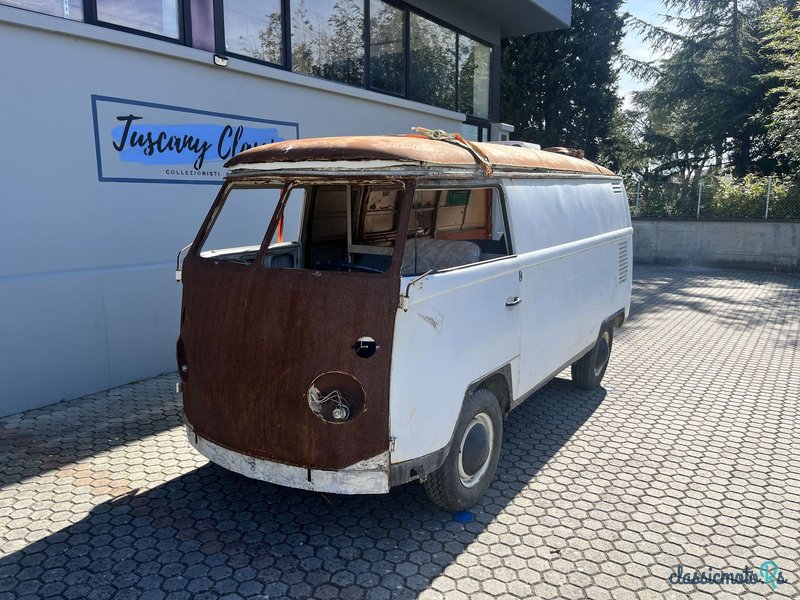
[180,183,415,471]
[225,134,614,176]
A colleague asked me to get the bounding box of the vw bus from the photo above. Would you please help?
[176,132,632,510]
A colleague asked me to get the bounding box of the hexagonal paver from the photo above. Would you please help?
[1,266,799,599]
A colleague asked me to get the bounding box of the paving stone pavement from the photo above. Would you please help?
[1,265,799,600]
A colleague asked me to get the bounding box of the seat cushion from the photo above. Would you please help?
[401,238,481,274]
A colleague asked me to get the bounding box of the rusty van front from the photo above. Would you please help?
[179,177,415,494]
[177,133,630,509]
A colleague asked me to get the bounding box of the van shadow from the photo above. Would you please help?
[0,378,605,599]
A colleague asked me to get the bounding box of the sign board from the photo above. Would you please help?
[91,95,299,184]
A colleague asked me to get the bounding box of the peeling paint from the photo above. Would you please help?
[418,311,444,330]
[187,425,389,494]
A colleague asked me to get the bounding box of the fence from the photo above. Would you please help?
[626,175,800,220]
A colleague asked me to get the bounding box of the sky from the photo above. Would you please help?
[619,0,672,108]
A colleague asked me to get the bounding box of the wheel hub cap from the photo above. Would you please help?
[458,413,494,488]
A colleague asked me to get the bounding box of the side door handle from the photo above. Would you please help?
[505,296,522,307]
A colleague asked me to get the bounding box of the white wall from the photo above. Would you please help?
[0,9,464,416]
[633,219,800,274]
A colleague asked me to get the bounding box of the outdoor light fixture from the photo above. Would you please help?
[213,54,228,67]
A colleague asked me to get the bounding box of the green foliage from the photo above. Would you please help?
[759,5,800,168]
[501,0,625,162]
[630,174,800,219]
[629,0,775,178]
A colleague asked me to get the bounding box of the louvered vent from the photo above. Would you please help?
[618,241,629,283]
[612,182,624,195]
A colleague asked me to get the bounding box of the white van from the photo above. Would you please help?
[177,132,632,510]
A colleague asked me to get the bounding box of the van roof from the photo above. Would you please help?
[224,135,615,177]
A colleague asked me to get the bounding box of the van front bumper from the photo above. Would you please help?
[186,425,390,494]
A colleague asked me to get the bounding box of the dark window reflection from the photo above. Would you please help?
[96,0,180,38]
[1,0,83,20]
[369,0,404,95]
[291,0,365,86]
[224,0,283,65]
[458,35,491,119]
[190,0,215,52]
[409,12,456,111]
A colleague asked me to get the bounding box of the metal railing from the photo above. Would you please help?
[627,176,800,220]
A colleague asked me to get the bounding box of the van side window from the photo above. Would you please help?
[402,187,510,275]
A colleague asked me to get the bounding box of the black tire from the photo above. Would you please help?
[423,388,503,511]
[571,324,613,390]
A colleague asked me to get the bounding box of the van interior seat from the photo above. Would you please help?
[401,238,481,275]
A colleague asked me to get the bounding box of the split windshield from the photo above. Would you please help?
[198,181,510,274]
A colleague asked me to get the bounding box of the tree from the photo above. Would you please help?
[241,10,283,65]
[501,0,625,162]
[627,0,793,177]
[759,5,800,168]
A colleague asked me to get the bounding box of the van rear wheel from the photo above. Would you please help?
[423,389,503,511]
[571,325,613,390]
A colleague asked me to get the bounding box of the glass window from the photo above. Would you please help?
[458,35,491,118]
[369,0,404,95]
[224,0,283,64]
[461,123,479,142]
[291,0,365,86]
[96,0,180,38]
[0,0,83,20]
[190,0,215,51]
[409,13,456,111]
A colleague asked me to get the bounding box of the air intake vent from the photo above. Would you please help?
[612,182,624,195]
[618,241,629,283]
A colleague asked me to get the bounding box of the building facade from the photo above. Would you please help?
[0,0,570,416]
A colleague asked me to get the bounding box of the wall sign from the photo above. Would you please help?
[91,95,299,184]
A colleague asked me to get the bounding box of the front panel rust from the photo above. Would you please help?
[179,182,414,471]
[181,261,397,469]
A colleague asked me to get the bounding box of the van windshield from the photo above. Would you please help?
[199,183,405,273]
[198,182,512,274]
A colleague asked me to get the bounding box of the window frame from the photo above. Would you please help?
[87,0,192,44]
[213,0,498,121]
[213,0,288,69]
[404,181,515,275]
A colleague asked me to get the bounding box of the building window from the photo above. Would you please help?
[223,0,283,65]
[369,0,404,96]
[409,12,456,111]
[291,0,365,86]
[95,0,181,38]
[0,0,83,20]
[458,35,491,119]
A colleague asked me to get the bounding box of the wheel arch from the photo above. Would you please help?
[389,363,513,487]
[467,365,513,417]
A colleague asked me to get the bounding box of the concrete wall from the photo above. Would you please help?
[633,219,800,274]
[0,7,467,417]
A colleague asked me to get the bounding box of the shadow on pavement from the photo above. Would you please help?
[0,378,606,599]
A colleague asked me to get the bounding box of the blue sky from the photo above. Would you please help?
[619,0,671,107]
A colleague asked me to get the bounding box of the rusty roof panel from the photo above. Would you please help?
[225,135,615,177]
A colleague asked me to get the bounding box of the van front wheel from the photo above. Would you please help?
[423,389,503,511]
[571,325,613,390]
